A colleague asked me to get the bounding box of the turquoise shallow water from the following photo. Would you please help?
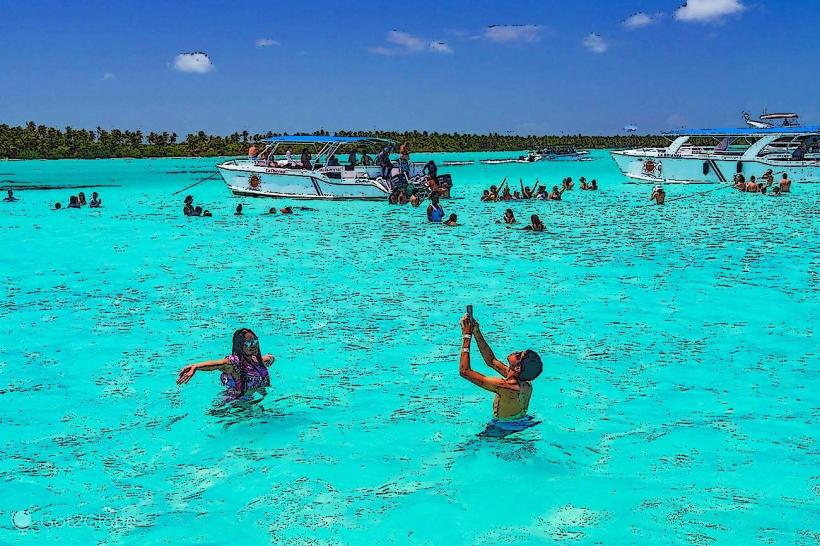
[0,151,817,544]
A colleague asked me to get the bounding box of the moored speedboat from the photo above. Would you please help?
[216,136,439,200]
[611,119,820,184]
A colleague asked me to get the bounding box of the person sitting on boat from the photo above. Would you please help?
[177,327,275,401]
[458,314,543,422]
[650,185,666,205]
[300,148,312,170]
[523,214,545,231]
[89,192,102,208]
[422,160,438,179]
[502,209,516,224]
[589,179,598,191]
[248,145,258,160]
[3,189,18,202]
[427,193,445,222]
[548,185,564,201]
[348,150,357,168]
[235,203,243,216]
[779,173,791,192]
[361,150,372,166]
[444,213,458,226]
[285,147,294,167]
[792,142,807,161]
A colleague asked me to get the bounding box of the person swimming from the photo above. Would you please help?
[444,213,458,226]
[280,207,293,214]
[68,195,81,208]
[53,202,62,210]
[548,185,564,201]
[177,328,275,400]
[427,193,445,222]
[266,207,277,214]
[588,179,598,191]
[459,313,543,421]
[502,209,516,224]
[650,185,666,205]
[78,192,87,206]
[535,185,548,200]
[89,192,101,208]
[3,189,18,202]
[235,203,243,215]
[523,214,545,231]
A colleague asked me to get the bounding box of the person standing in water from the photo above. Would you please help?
[427,193,445,222]
[779,173,792,193]
[89,192,102,207]
[459,314,543,421]
[650,185,666,205]
[177,328,275,399]
[3,189,18,202]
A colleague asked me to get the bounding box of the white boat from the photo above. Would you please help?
[610,123,820,184]
[216,136,431,200]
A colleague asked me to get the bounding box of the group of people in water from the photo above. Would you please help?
[480,176,598,203]
[732,169,792,195]
[183,191,296,218]
[50,191,102,210]
[179,312,544,431]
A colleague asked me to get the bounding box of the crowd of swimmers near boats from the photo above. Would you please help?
[732,169,792,195]
[480,176,598,203]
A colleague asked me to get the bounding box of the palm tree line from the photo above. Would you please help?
[0,122,668,159]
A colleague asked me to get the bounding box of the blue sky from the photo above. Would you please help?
[0,0,817,135]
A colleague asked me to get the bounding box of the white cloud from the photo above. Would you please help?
[173,52,213,73]
[622,12,659,29]
[369,31,453,55]
[429,41,453,54]
[255,38,280,47]
[675,0,745,22]
[483,24,543,43]
[102,72,115,81]
[387,30,426,52]
[582,33,608,54]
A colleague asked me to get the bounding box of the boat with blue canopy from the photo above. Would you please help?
[611,115,820,184]
[216,135,440,200]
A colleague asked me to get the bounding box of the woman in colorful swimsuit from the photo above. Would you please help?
[176,328,275,399]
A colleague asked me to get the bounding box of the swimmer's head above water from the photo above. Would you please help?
[506,350,543,382]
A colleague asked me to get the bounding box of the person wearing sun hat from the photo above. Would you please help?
[650,185,665,205]
[458,313,543,422]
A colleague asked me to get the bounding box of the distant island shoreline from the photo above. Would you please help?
[1,121,667,160]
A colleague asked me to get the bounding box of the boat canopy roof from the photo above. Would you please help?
[664,126,820,137]
[261,135,395,144]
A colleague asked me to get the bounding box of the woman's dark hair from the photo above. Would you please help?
[230,328,267,394]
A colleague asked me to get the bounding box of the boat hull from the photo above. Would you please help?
[610,150,819,184]
[217,161,392,200]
